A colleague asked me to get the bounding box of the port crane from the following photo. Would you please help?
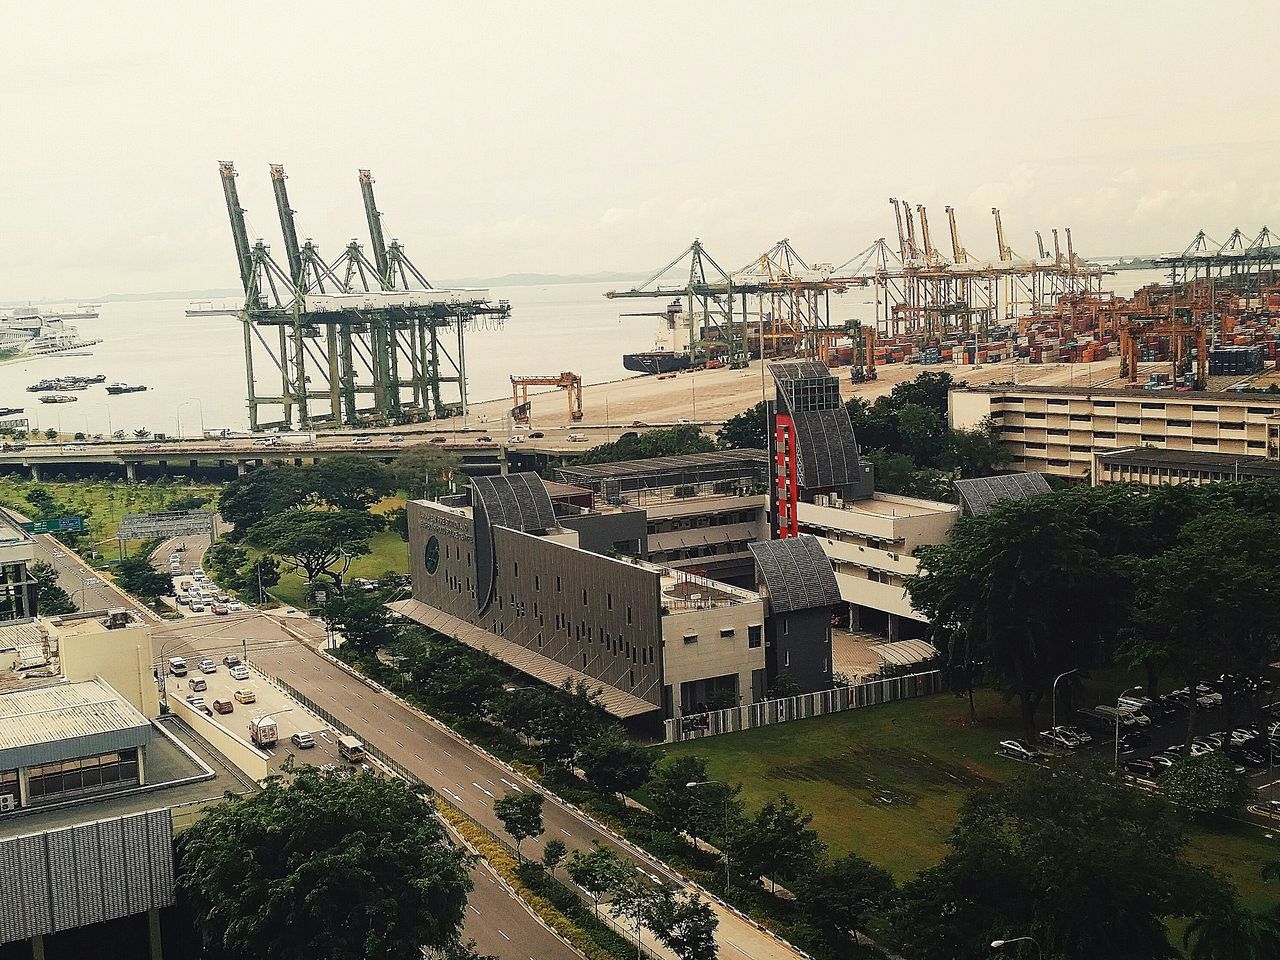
[511,372,583,423]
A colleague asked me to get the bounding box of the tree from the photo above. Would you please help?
[324,588,394,655]
[792,852,894,947]
[716,400,769,451]
[731,793,823,890]
[218,465,311,539]
[889,762,1223,960]
[132,428,149,440]
[44,428,58,441]
[247,509,382,591]
[1159,752,1254,817]
[577,727,654,798]
[541,838,567,878]
[391,445,462,500]
[572,425,714,466]
[29,560,75,615]
[492,791,544,860]
[114,555,173,601]
[645,755,741,848]
[526,679,608,769]
[177,767,472,960]
[1184,895,1280,960]
[567,844,631,919]
[206,542,249,582]
[235,555,281,604]
[647,888,718,960]
[310,456,396,511]
[942,419,1011,478]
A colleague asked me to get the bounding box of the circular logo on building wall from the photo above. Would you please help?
[424,536,440,575]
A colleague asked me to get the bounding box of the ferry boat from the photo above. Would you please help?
[106,383,148,395]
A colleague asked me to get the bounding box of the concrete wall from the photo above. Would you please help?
[556,507,648,557]
[765,607,832,693]
[58,624,161,719]
[661,601,765,717]
[948,389,994,431]
[167,699,271,782]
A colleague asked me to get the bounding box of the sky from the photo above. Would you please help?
[2,1,1279,300]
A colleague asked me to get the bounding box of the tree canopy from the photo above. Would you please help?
[571,425,714,466]
[29,560,75,615]
[247,509,383,591]
[716,400,769,451]
[390,445,462,500]
[177,768,472,960]
[309,456,397,511]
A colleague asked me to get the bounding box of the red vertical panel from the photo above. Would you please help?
[774,414,799,538]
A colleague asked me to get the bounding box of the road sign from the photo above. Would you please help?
[21,517,85,534]
[117,510,214,540]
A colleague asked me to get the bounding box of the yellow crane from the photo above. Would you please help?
[511,372,583,423]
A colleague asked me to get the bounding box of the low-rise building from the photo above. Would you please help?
[555,450,769,586]
[950,383,1280,480]
[1092,445,1280,487]
[769,362,961,639]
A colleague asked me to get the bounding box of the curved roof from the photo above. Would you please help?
[471,473,557,533]
[769,362,867,491]
[954,472,1050,517]
[750,535,841,613]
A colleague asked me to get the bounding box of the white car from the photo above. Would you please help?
[388,435,403,443]
[189,602,206,613]
[351,437,372,446]
[567,433,588,442]
[198,658,217,674]
[508,435,525,444]
[229,664,251,681]
[227,601,245,612]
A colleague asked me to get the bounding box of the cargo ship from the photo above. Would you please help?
[106,383,148,395]
[622,350,692,375]
[38,394,78,404]
[621,299,696,375]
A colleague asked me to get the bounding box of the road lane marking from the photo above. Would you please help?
[464,763,473,772]
[498,930,510,941]
[472,782,494,798]
[484,777,495,786]
[394,740,404,748]
[413,754,424,761]
[441,786,466,805]
[443,750,452,757]
[559,828,572,837]
[468,904,480,916]
[500,778,523,792]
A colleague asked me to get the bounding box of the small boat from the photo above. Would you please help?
[106,383,148,395]
[39,394,78,404]
[0,407,23,416]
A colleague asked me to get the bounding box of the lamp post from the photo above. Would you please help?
[991,937,1042,959]
[687,779,730,895]
[1051,668,1077,737]
[177,399,205,440]
[1115,685,1143,767]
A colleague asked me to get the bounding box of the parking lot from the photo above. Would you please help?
[163,654,346,774]
[1000,675,1280,819]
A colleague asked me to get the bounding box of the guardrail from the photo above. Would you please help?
[665,669,943,743]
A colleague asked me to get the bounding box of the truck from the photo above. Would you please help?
[248,715,278,749]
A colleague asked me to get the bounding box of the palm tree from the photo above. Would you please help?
[1185,901,1280,960]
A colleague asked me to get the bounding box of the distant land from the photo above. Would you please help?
[3,271,649,307]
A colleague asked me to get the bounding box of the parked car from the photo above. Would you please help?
[998,739,1042,763]
[1039,727,1084,750]
[1119,730,1150,750]
[198,658,217,674]
[1058,724,1093,744]
[1189,741,1216,757]
[189,677,207,693]
[291,731,316,749]
[351,437,373,445]
[1230,728,1259,747]
[1124,758,1160,777]
[429,436,448,444]
[528,431,545,438]
[233,688,256,704]
[223,655,242,667]
[175,594,190,606]
[189,602,206,613]
[212,603,229,616]
[1149,753,1177,768]
[227,601,245,612]
[229,664,251,681]
[212,699,233,715]
[185,696,206,709]
[1229,746,1268,768]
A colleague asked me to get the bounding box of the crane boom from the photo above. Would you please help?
[219,161,254,295]
[357,169,392,289]
[889,199,908,262]
[1065,227,1076,270]
[945,205,966,263]
[916,205,937,263]
[991,207,1011,262]
[1035,230,1047,260]
[269,164,304,288]
[1052,228,1063,266]
[903,202,919,261]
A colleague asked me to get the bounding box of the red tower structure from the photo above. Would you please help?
[774,413,799,537]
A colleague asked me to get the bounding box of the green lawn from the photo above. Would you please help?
[655,687,1280,910]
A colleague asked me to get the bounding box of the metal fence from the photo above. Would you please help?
[664,669,943,743]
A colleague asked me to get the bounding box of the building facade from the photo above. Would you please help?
[1092,446,1280,487]
[950,383,1280,480]
[0,510,37,625]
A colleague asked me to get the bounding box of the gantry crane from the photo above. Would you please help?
[511,372,583,423]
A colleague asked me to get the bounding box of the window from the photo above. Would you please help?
[582,589,588,606]
[1248,407,1274,415]
[1141,402,1164,410]
[627,605,633,624]
[748,624,762,648]
[784,651,790,667]
[1070,414,1091,421]
[1222,422,1245,431]
[1025,442,1046,450]
[1048,429,1068,436]
[1193,438,1217,446]
[1118,417,1140,424]
[683,633,698,644]
[1002,396,1024,404]
[1193,404,1216,412]
[607,593,613,610]
[1140,435,1164,442]
[1094,401,1116,408]
[1025,412,1046,420]
[1047,458,1070,467]
[720,628,735,639]
[1167,419,1191,427]
[27,750,140,802]
[1094,431,1116,439]
[556,576,561,592]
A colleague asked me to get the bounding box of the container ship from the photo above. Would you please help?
[622,299,696,375]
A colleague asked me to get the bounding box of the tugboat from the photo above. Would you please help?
[39,394,78,404]
[106,383,148,395]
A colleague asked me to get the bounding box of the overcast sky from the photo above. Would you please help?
[3,1,1278,300]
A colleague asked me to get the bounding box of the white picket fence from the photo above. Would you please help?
[664,669,943,743]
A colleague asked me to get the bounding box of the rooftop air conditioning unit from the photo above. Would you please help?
[0,795,16,812]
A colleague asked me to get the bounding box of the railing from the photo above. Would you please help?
[664,669,943,743]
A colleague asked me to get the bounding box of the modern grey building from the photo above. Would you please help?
[749,535,841,693]
[396,473,771,725]
[0,510,37,626]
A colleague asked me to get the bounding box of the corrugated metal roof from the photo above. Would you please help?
[389,599,659,719]
[471,473,557,533]
[869,639,940,668]
[0,679,151,770]
[955,472,1051,517]
[0,622,45,654]
[750,535,842,613]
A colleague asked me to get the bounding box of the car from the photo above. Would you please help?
[476,435,493,442]
[319,763,337,774]
[528,431,545,438]
[1149,753,1177,768]
[1229,746,1268,768]
[189,602,206,612]
[212,603,229,616]
[1124,758,1159,777]
[1058,724,1093,744]
[223,655,242,667]
[233,688,256,704]
[84,577,100,586]
[351,437,372,445]
[508,435,525,444]
[290,731,316,749]
[189,677,207,692]
[429,436,448,444]
[1204,731,1229,748]
[1231,728,1259,747]
[175,594,190,606]
[1039,727,1084,750]
[1256,799,1280,819]
[1118,730,1151,750]
[229,664,251,681]
[618,431,639,440]
[51,550,65,559]
[678,418,692,424]
[1189,741,1216,757]
[388,435,403,443]
[212,699,234,715]
[184,695,206,709]
[227,601,245,612]
[567,433,588,442]
[198,658,217,674]
[998,739,1042,763]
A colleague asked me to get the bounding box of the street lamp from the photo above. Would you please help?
[177,399,205,441]
[1051,668,1077,736]
[687,779,731,895]
[1115,685,1142,767]
[991,937,1042,959]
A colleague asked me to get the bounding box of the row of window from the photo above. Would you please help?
[997,396,1277,417]
[647,509,758,535]
[27,750,140,802]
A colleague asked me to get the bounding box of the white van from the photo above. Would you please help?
[168,657,188,677]
[338,736,366,762]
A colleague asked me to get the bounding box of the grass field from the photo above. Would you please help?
[0,476,219,553]
[654,686,1279,911]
